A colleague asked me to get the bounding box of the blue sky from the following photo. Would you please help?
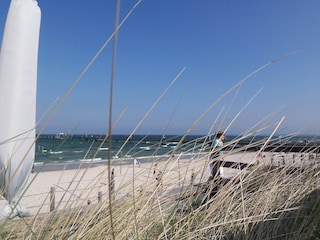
[1,1,320,136]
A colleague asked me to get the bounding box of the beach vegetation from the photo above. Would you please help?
[0,1,319,239]
[0,133,319,239]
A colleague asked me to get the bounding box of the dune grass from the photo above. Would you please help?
[1,1,319,239]
[0,137,319,239]
[0,35,317,240]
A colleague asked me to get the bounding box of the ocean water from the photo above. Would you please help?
[35,134,320,166]
[35,135,206,165]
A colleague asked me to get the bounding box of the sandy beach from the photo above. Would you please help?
[0,151,316,217]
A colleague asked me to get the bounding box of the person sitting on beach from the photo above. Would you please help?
[208,131,225,181]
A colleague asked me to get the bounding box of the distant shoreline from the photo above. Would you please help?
[36,133,320,146]
[33,152,201,173]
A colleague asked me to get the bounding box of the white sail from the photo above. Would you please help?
[0,0,41,217]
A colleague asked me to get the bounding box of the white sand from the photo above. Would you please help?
[0,151,315,217]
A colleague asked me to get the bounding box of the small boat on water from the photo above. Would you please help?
[97,147,109,151]
[139,146,151,151]
[55,133,66,139]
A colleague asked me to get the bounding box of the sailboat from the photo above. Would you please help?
[0,0,41,218]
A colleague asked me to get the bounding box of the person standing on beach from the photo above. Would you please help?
[208,131,225,181]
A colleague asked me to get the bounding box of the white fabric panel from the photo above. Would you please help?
[0,0,41,204]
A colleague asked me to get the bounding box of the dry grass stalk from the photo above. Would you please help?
[0,135,319,239]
